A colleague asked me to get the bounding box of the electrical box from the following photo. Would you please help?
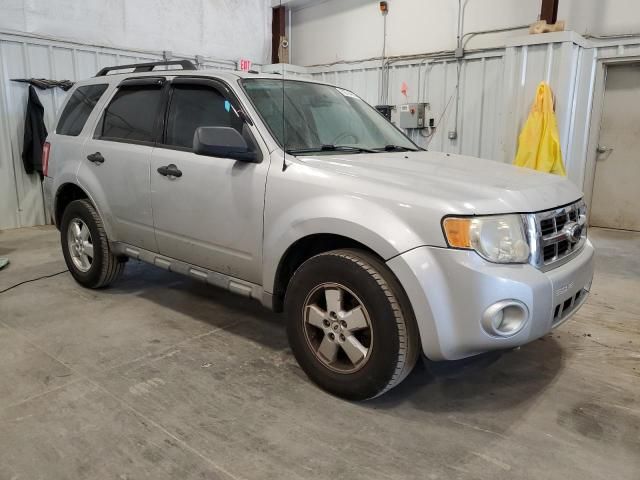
[375,105,394,121]
[398,103,427,129]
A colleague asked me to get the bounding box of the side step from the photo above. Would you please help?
[112,242,269,306]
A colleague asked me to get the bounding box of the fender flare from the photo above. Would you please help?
[262,196,424,293]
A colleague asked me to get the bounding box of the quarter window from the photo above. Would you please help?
[164,85,244,149]
[101,86,163,142]
[56,84,108,136]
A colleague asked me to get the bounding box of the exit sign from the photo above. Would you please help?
[238,59,252,71]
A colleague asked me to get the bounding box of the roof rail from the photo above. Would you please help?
[95,60,197,77]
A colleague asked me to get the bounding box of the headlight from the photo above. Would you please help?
[442,215,530,263]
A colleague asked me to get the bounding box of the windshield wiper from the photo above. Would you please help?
[286,144,377,155]
[375,145,420,152]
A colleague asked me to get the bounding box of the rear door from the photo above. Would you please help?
[150,77,269,284]
[78,77,165,251]
[50,83,110,178]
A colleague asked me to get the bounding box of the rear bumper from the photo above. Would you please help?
[387,240,594,361]
[43,177,55,226]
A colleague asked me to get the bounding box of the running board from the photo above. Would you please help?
[111,242,274,308]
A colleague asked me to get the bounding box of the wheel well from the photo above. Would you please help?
[54,183,89,228]
[272,234,378,311]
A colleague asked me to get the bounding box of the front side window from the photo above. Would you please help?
[164,84,244,148]
[242,79,417,154]
[56,84,108,136]
[101,86,163,142]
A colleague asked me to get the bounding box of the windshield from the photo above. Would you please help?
[241,79,418,154]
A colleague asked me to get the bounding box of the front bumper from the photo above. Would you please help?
[387,240,595,361]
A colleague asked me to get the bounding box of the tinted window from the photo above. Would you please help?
[165,85,244,148]
[101,86,163,142]
[56,84,108,136]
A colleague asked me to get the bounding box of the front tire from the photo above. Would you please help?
[285,249,420,400]
[60,199,125,288]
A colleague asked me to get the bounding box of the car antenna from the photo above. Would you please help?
[281,56,289,171]
[279,0,289,172]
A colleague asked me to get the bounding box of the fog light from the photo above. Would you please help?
[482,300,528,337]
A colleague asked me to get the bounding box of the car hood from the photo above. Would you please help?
[298,150,582,215]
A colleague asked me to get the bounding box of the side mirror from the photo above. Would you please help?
[193,126,258,162]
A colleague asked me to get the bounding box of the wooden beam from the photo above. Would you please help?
[540,0,559,24]
[272,6,286,64]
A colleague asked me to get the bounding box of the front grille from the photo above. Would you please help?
[526,200,587,269]
[540,219,555,236]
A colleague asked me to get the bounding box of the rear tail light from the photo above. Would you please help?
[42,141,50,177]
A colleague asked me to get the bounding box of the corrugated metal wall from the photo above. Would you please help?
[502,38,588,187]
[302,33,626,193]
[0,30,238,230]
[3,30,639,230]
[306,52,507,161]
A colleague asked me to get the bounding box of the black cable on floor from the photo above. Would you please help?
[0,270,69,295]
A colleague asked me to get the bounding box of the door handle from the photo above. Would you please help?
[87,152,105,164]
[597,145,614,154]
[157,164,182,178]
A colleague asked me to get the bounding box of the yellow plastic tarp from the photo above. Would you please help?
[513,82,566,176]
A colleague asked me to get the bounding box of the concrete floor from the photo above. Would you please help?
[0,226,638,480]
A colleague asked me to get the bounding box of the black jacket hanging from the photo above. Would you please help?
[21,85,48,176]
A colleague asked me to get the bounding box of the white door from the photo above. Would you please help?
[150,79,268,284]
[591,64,640,231]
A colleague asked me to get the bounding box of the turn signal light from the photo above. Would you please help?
[442,217,472,248]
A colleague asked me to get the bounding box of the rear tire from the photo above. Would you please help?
[285,249,420,400]
[60,199,125,288]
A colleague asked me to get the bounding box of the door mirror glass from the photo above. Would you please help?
[193,126,257,162]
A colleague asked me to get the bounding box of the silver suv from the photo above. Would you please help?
[43,60,594,400]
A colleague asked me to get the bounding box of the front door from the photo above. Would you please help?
[79,78,165,250]
[150,79,269,284]
[591,64,640,231]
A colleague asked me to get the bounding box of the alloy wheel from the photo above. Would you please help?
[302,282,373,374]
[67,218,94,273]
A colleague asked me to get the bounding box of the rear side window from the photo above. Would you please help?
[101,86,163,143]
[165,85,244,148]
[56,84,108,136]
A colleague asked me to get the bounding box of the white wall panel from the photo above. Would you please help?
[1,0,271,65]
[0,30,240,230]
[290,0,540,66]
[291,0,640,66]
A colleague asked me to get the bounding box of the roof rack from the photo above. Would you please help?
[95,60,197,77]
